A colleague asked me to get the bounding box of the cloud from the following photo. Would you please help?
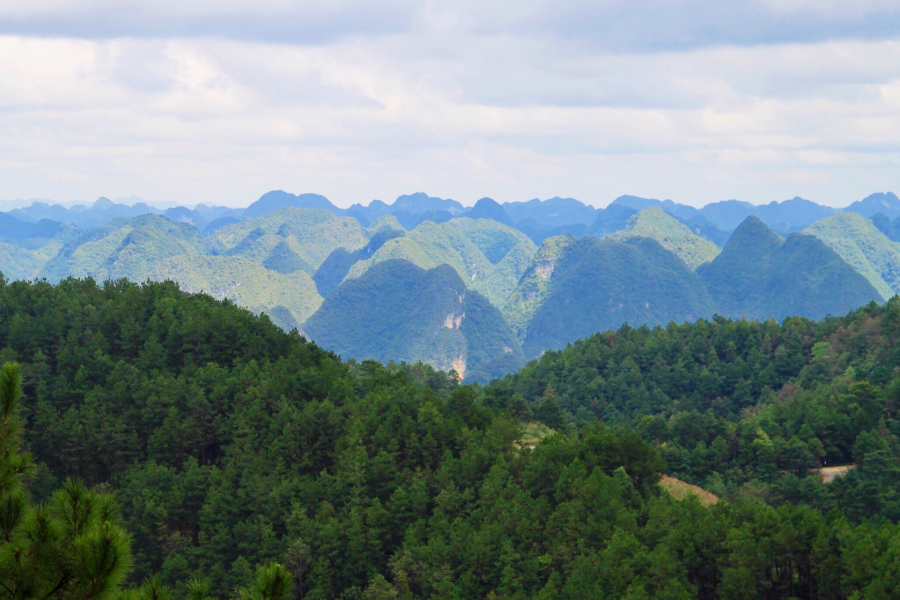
[0,1,414,44]
[0,3,897,208]
[1,1,900,49]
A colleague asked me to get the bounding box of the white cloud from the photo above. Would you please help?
[0,3,897,208]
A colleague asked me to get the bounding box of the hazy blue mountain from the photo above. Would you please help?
[392,192,465,215]
[699,197,834,233]
[414,210,454,226]
[751,197,836,232]
[0,213,75,242]
[304,259,524,381]
[679,216,732,247]
[9,197,164,228]
[242,191,336,219]
[203,216,240,235]
[697,216,879,321]
[515,221,591,245]
[609,195,700,221]
[587,204,638,237]
[338,193,464,227]
[870,213,900,242]
[611,195,836,234]
[503,196,598,227]
[844,192,900,219]
[342,199,392,226]
[163,205,242,230]
[5,197,242,232]
[463,197,513,226]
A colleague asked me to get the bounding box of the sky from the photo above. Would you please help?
[0,1,899,209]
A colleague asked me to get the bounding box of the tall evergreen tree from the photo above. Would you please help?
[0,361,131,600]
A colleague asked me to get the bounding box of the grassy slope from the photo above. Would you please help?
[147,254,323,332]
[39,215,205,283]
[207,208,369,273]
[805,212,900,301]
[658,476,719,506]
[345,217,537,308]
[610,207,720,269]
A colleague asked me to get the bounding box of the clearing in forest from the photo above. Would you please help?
[659,475,719,506]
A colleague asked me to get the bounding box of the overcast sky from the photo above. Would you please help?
[1,1,899,208]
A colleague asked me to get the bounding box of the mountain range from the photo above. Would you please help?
[1,188,898,378]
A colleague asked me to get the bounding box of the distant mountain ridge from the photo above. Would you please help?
[7,189,896,249]
[0,189,897,379]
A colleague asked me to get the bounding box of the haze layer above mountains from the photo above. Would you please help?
[1,189,898,381]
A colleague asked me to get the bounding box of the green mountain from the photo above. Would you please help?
[207,208,370,274]
[506,235,715,357]
[344,217,537,307]
[804,212,900,301]
[609,207,720,269]
[147,254,323,331]
[304,259,524,381]
[0,221,83,281]
[313,227,406,297]
[698,216,880,321]
[39,214,205,282]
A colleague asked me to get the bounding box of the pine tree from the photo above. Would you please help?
[0,361,132,600]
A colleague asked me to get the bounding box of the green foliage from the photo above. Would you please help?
[40,215,206,283]
[0,222,82,281]
[699,216,880,321]
[805,211,900,301]
[610,207,721,269]
[146,255,323,332]
[304,260,523,381]
[207,208,369,273]
[0,362,132,600]
[345,217,537,308]
[3,274,900,598]
[496,296,900,524]
[508,235,715,357]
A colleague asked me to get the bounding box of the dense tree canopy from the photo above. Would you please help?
[3,275,900,598]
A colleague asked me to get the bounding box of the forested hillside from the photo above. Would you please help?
[2,191,900,379]
[805,212,900,301]
[495,297,900,522]
[304,260,525,381]
[609,207,720,269]
[3,275,900,598]
[698,217,880,321]
[504,235,715,357]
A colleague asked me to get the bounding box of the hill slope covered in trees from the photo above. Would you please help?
[609,207,720,269]
[504,235,715,357]
[304,259,524,381]
[698,216,880,321]
[4,276,900,598]
[805,211,900,301]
